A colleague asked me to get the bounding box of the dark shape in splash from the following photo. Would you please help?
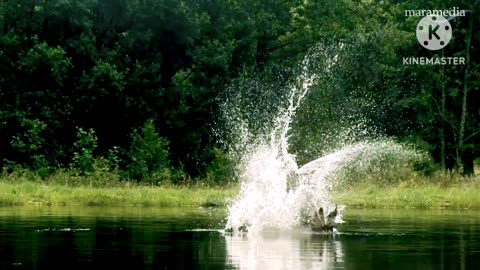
[308,206,337,232]
[225,206,338,233]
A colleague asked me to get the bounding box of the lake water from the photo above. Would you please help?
[0,207,479,269]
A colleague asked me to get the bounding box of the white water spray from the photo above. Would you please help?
[224,55,336,233]
[224,49,427,233]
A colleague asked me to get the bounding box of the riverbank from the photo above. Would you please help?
[333,178,480,209]
[2,174,480,209]
[0,181,238,207]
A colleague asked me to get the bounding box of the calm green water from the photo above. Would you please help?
[0,207,479,270]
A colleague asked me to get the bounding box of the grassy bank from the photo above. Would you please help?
[1,171,480,209]
[0,181,239,207]
[334,177,480,209]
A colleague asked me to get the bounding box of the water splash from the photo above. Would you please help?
[297,140,427,188]
[224,54,334,233]
[223,48,426,233]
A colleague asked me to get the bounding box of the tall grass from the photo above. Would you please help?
[1,167,479,209]
[334,174,480,209]
[0,171,239,207]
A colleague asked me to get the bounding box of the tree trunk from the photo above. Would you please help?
[462,147,474,176]
[440,50,446,171]
[439,2,446,171]
[458,14,473,174]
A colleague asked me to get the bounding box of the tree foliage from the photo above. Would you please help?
[0,0,479,182]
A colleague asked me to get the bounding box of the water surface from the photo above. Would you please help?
[0,207,479,269]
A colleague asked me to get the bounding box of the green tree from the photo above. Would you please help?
[72,127,98,175]
[127,120,171,183]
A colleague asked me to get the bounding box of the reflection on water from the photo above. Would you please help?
[225,209,480,270]
[0,207,229,270]
[0,207,480,269]
[226,231,343,270]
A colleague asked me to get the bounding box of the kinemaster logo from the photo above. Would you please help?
[403,7,468,65]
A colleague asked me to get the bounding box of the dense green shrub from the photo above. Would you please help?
[127,120,171,184]
[72,128,98,175]
[10,118,51,176]
[204,148,236,185]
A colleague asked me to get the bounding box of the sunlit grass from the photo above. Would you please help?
[2,170,480,209]
[334,176,480,209]
[0,180,239,207]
